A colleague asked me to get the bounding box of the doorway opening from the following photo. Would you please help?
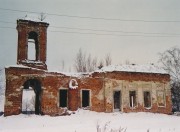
[59,89,68,108]
[113,91,121,111]
[81,90,90,108]
[22,79,41,115]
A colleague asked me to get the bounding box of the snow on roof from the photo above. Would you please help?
[5,65,46,72]
[5,64,168,78]
[95,64,168,74]
[21,14,48,23]
[5,65,29,69]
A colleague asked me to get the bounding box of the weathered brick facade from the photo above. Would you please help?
[4,19,172,116]
[16,19,49,70]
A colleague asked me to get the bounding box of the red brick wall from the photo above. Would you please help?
[4,66,172,116]
[78,78,104,112]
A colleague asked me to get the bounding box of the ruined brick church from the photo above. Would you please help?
[4,19,172,116]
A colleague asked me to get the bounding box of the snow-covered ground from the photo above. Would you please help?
[0,65,179,132]
[0,110,180,132]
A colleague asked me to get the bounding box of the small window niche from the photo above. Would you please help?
[59,89,68,108]
[129,91,137,108]
[157,90,166,107]
[144,91,152,108]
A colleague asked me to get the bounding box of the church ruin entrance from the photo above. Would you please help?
[22,79,42,115]
[113,91,121,111]
[82,90,90,107]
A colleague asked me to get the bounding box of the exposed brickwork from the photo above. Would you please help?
[4,67,172,116]
[68,88,79,111]
[17,19,49,70]
[4,19,172,116]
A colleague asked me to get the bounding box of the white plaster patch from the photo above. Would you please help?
[95,88,104,100]
[5,100,13,107]
[9,93,20,97]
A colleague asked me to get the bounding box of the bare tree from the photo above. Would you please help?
[74,48,99,72]
[159,46,180,112]
[105,53,112,66]
[86,54,93,72]
[92,56,98,71]
[74,48,87,72]
[125,60,130,65]
[171,82,180,112]
[22,96,35,114]
[98,59,104,69]
[61,60,65,72]
[86,54,99,72]
[74,49,113,72]
[159,47,180,82]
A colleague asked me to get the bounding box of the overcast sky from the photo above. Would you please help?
[0,0,180,71]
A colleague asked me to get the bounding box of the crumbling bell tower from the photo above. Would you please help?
[16,19,49,70]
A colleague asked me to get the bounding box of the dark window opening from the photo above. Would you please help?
[22,79,41,115]
[59,89,68,107]
[129,91,137,108]
[113,91,121,111]
[28,31,39,61]
[82,90,90,107]
[144,91,151,108]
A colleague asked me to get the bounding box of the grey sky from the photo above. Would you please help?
[0,0,180,71]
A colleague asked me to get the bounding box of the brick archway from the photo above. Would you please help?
[23,79,42,115]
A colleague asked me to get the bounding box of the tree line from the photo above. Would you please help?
[74,48,112,72]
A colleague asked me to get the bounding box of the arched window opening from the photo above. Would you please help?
[22,79,41,115]
[28,32,39,61]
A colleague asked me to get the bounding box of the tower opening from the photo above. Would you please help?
[28,31,39,61]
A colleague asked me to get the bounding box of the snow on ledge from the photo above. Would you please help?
[5,65,45,71]
[95,64,168,74]
[5,65,30,69]
[69,79,78,89]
